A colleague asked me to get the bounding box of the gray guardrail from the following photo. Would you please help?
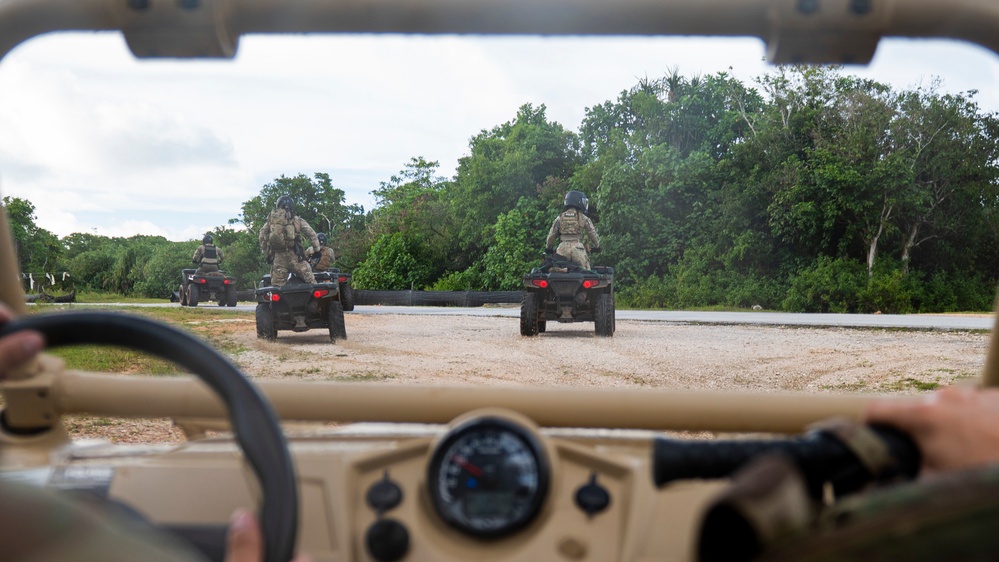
[354,290,522,307]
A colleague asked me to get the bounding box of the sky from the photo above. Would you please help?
[1,31,999,242]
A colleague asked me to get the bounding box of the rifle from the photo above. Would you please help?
[293,237,306,262]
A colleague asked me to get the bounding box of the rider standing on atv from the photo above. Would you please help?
[544,190,601,270]
[307,232,335,272]
[192,234,224,276]
[258,195,321,286]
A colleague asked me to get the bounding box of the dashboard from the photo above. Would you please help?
[6,408,723,562]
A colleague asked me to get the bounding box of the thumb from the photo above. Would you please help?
[225,509,263,562]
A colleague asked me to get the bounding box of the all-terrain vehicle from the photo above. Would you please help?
[521,254,615,337]
[180,268,238,307]
[254,271,346,342]
[326,268,355,311]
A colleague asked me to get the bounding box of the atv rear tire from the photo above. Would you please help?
[256,303,277,340]
[179,284,188,306]
[340,283,355,311]
[187,284,200,307]
[595,292,614,337]
[226,285,238,307]
[520,291,540,336]
[327,301,347,342]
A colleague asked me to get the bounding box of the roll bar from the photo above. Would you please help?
[0,0,998,65]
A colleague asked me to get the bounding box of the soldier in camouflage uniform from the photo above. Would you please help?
[307,232,335,272]
[698,386,999,561]
[192,234,224,276]
[258,195,321,286]
[545,190,600,270]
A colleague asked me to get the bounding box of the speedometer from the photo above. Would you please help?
[427,416,550,538]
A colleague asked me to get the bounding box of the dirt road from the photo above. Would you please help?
[235,312,985,392]
[66,311,989,442]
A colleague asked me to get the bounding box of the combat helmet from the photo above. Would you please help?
[276,195,296,214]
[203,234,213,245]
[317,232,328,245]
[563,190,589,213]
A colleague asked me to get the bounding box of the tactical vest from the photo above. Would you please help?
[267,210,299,252]
[315,247,333,271]
[560,209,582,242]
[200,245,219,266]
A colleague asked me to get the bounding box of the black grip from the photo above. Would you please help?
[653,426,920,497]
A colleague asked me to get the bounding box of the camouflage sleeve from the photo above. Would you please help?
[217,247,224,262]
[584,216,600,248]
[545,216,560,249]
[298,218,321,251]
[192,246,203,262]
[258,221,270,254]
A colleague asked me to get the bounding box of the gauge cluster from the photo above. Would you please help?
[426,416,550,538]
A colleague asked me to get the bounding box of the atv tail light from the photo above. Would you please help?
[269,293,281,302]
[313,289,330,298]
[582,280,596,289]
[199,278,207,284]
[532,279,549,289]
[338,276,347,283]
[223,279,230,285]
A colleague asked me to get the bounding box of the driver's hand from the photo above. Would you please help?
[865,386,999,475]
[225,509,311,562]
[0,301,44,380]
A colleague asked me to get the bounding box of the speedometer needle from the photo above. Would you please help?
[453,455,483,477]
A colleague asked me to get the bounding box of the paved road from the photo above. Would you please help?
[62,301,995,330]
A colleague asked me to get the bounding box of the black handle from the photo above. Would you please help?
[653,425,920,497]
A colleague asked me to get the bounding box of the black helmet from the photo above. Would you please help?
[317,232,328,245]
[563,190,589,213]
[203,234,213,245]
[276,195,295,214]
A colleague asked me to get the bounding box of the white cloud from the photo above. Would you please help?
[1,32,999,241]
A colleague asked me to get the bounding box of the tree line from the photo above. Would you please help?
[11,66,999,313]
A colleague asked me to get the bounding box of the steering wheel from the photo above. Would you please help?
[0,311,298,562]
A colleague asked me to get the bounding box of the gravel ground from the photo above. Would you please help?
[65,311,989,443]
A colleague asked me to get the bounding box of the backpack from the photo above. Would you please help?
[267,210,298,253]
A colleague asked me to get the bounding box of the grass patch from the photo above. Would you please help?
[26,306,254,372]
[819,381,872,392]
[47,346,178,375]
[331,372,396,382]
[74,292,166,304]
[883,377,940,392]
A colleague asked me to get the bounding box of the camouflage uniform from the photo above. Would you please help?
[545,207,600,270]
[191,243,223,276]
[756,465,999,561]
[259,208,320,286]
[307,244,335,271]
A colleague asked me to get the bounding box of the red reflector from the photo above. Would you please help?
[199,278,207,284]
[583,280,595,289]
[270,293,280,302]
[338,276,347,283]
[313,289,330,298]
[223,279,230,285]
[532,279,548,289]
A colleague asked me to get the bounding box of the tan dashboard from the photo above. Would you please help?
[7,409,724,562]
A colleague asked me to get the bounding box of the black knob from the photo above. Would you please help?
[366,519,410,561]
[366,473,403,513]
[574,473,611,516]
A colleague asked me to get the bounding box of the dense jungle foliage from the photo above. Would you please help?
[12,66,999,313]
